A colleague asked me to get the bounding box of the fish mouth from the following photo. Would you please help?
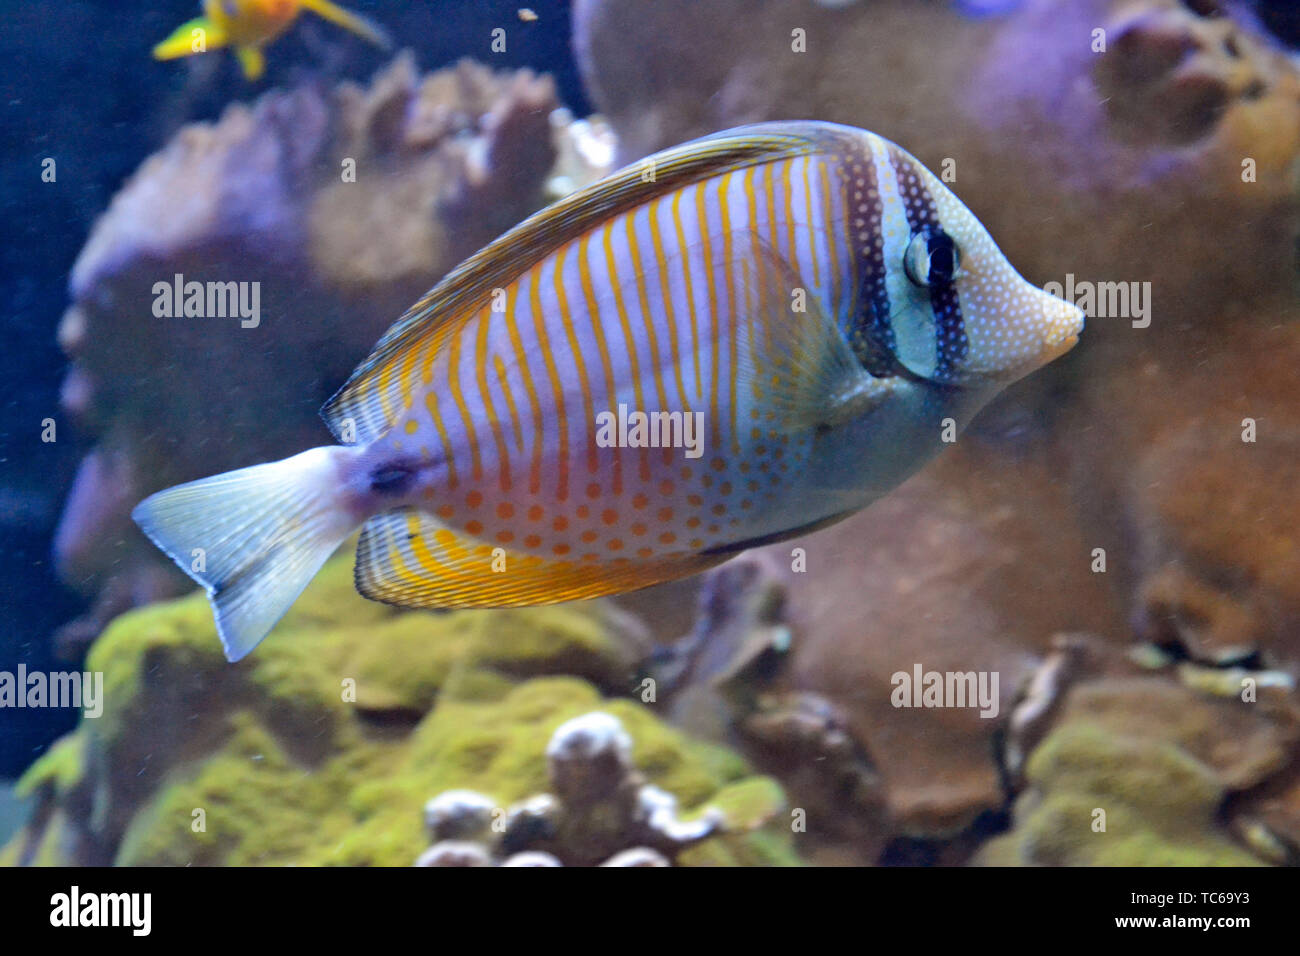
[990,330,1080,385]
[1026,288,1085,371]
[1040,331,1080,365]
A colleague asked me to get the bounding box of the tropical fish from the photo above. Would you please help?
[133,121,1084,661]
[152,0,391,81]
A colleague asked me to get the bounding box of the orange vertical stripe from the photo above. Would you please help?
[553,248,595,496]
[694,182,719,443]
[670,195,702,403]
[801,156,821,288]
[530,263,570,501]
[446,319,482,483]
[718,173,738,453]
[475,307,512,492]
[493,356,524,453]
[425,389,458,490]
[819,160,841,318]
[504,280,545,495]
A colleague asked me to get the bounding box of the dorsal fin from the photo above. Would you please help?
[319,121,843,446]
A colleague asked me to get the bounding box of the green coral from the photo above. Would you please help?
[15,734,85,801]
[5,552,795,867]
[980,720,1265,866]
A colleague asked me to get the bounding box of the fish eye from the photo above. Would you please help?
[904,226,960,288]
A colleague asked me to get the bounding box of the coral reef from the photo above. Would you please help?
[543,108,615,200]
[978,669,1299,865]
[52,54,565,652]
[649,553,794,739]
[415,711,784,866]
[647,553,890,863]
[1,553,793,867]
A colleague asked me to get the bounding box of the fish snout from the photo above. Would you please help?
[963,282,1085,388]
[1034,289,1085,365]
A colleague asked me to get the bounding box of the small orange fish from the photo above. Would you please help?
[153,0,391,81]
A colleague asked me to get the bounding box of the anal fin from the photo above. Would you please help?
[356,508,726,608]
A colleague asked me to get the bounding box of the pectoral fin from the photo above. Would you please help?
[736,241,890,432]
[153,17,227,60]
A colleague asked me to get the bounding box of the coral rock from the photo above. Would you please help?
[52,55,560,649]
[501,851,563,867]
[415,841,492,867]
[546,712,635,806]
[424,790,497,843]
[979,671,1299,865]
[600,847,670,867]
[1,554,788,867]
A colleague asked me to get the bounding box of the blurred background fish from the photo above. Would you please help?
[152,0,391,80]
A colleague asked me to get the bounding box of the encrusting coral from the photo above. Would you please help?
[979,671,1300,865]
[1,554,794,867]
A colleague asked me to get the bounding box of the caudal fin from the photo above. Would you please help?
[131,447,357,662]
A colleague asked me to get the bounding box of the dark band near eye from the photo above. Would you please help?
[926,230,957,284]
[904,225,960,288]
